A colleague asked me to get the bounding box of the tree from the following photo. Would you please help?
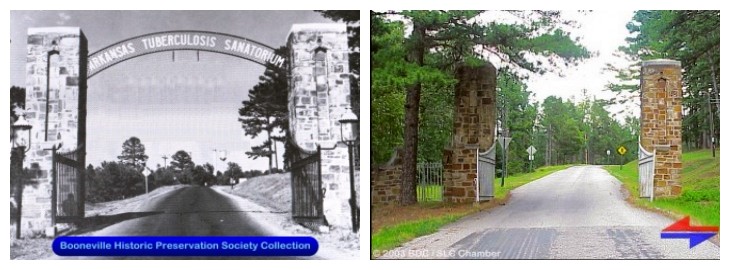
[191,164,216,186]
[239,46,289,171]
[223,162,245,184]
[371,10,590,205]
[245,140,274,169]
[496,71,538,174]
[150,166,176,188]
[117,137,149,171]
[86,161,145,202]
[170,150,194,171]
[608,10,720,150]
[10,86,25,122]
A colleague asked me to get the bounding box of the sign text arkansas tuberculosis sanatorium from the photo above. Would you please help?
[87,30,285,78]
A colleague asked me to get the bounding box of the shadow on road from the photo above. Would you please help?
[65,211,164,235]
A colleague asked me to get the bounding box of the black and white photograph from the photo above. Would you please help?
[9,10,360,259]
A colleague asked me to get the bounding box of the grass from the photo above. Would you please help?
[10,237,53,260]
[371,214,463,257]
[416,185,443,201]
[604,149,719,226]
[371,164,574,257]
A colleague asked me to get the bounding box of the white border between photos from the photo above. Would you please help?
[1,0,727,269]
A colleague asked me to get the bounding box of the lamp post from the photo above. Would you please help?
[339,107,359,233]
[11,113,32,239]
[606,150,611,165]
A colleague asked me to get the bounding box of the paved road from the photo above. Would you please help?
[87,186,270,237]
[380,166,719,259]
[71,186,310,259]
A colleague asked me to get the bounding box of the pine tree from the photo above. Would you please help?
[117,137,148,172]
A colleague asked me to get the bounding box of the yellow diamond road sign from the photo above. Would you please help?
[617,146,627,156]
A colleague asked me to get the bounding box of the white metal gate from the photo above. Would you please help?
[638,143,656,200]
[477,144,497,201]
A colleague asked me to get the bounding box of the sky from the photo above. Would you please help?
[391,10,639,120]
[522,11,637,115]
[474,11,638,119]
[10,11,335,171]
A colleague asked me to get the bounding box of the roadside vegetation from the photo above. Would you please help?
[371,164,573,257]
[605,149,719,226]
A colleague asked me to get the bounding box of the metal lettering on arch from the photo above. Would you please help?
[87,30,286,78]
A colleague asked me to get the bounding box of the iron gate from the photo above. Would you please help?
[477,144,497,201]
[52,146,85,224]
[290,146,325,226]
[638,143,655,200]
[417,162,443,202]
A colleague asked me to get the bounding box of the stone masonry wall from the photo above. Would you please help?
[371,149,403,206]
[23,27,87,236]
[287,23,351,151]
[640,59,682,197]
[287,24,354,229]
[443,63,497,203]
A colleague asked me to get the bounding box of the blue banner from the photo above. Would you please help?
[53,236,318,257]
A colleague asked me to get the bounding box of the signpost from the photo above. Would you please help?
[526,145,537,172]
[617,145,627,170]
[497,136,512,187]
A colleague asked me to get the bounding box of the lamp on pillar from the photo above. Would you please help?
[11,113,32,239]
[12,113,32,152]
[338,107,359,233]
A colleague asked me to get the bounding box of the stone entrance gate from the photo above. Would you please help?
[639,59,683,198]
[19,24,354,236]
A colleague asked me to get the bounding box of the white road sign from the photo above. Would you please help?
[526,145,537,155]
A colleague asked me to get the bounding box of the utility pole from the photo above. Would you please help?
[585,133,588,164]
[546,124,552,166]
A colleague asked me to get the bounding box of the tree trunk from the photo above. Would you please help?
[270,117,279,170]
[266,129,273,171]
[400,22,425,206]
[708,52,720,147]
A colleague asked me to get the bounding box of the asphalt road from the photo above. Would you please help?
[87,186,269,237]
[380,166,720,259]
[72,186,310,259]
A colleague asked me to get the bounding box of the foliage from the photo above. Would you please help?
[372,164,573,256]
[371,10,590,205]
[495,71,538,174]
[150,167,177,188]
[117,137,149,172]
[10,86,25,123]
[191,164,216,186]
[86,162,145,203]
[605,149,719,226]
[170,150,194,172]
[607,10,720,150]
[222,162,245,184]
[239,46,289,171]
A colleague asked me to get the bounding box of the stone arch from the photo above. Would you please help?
[20,23,353,236]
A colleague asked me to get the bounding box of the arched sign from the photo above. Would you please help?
[87,30,286,78]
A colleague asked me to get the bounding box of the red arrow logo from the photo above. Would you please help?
[662,216,719,232]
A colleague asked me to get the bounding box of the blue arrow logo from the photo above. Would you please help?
[660,232,717,248]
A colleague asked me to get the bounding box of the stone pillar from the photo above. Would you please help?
[371,149,404,206]
[640,59,682,197]
[443,63,497,203]
[287,24,353,228]
[23,27,87,236]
